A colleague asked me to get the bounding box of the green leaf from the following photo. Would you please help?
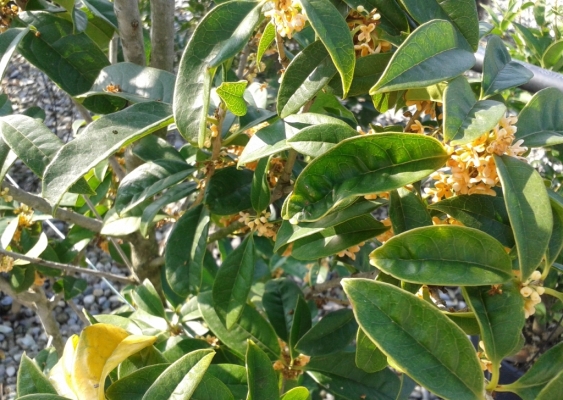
[494,155,553,279]
[17,354,57,397]
[0,28,30,81]
[296,309,357,356]
[462,282,524,365]
[305,352,405,400]
[191,373,235,400]
[327,52,392,97]
[53,276,87,301]
[43,102,173,207]
[355,328,386,373]
[275,198,383,253]
[212,235,255,329]
[502,342,563,400]
[106,364,169,400]
[262,278,304,343]
[198,291,281,360]
[287,123,358,157]
[481,35,533,98]
[246,341,279,400]
[133,135,186,163]
[277,40,337,118]
[139,182,197,237]
[512,22,547,61]
[16,395,71,400]
[342,279,485,400]
[256,22,275,68]
[542,39,563,71]
[115,159,193,215]
[142,349,215,400]
[370,225,513,285]
[515,87,563,147]
[289,296,312,358]
[370,20,475,94]
[299,0,355,97]
[238,119,287,167]
[443,311,481,335]
[17,11,109,96]
[286,133,448,222]
[217,80,248,117]
[443,76,506,145]
[399,0,480,50]
[290,214,388,260]
[161,339,211,363]
[165,204,210,298]
[204,166,253,215]
[281,387,310,400]
[174,0,262,146]
[77,62,175,111]
[132,279,165,319]
[428,194,514,248]
[10,266,36,293]
[537,371,563,400]
[207,364,248,399]
[547,190,563,266]
[389,187,432,234]
[82,0,118,29]
[251,157,271,212]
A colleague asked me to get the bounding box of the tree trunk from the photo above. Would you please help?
[150,0,175,72]
[114,0,146,66]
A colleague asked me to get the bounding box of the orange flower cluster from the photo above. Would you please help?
[426,116,527,202]
[336,241,365,260]
[0,2,18,33]
[375,217,393,243]
[239,211,278,239]
[0,255,13,273]
[265,0,307,39]
[348,6,392,57]
[520,270,545,318]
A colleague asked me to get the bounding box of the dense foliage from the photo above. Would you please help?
[0,0,563,399]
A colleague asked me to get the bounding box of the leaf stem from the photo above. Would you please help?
[543,287,563,303]
[486,361,501,391]
[541,257,551,281]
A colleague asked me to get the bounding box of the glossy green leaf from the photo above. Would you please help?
[280,387,310,400]
[205,166,253,215]
[515,87,563,147]
[370,20,475,94]
[174,0,262,146]
[299,0,355,97]
[161,338,211,363]
[287,123,358,157]
[463,282,524,365]
[142,349,215,400]
[305,352,405,400]
[371,225,513,285]
[217,80,248,116]
[481,35,533,98]
[262,278,304,343]
[286,133,448,222]
[0,28,29,81]
[256,22,275,68]
[342,279,485,400]
[542,39,563,71]
[512,22,547,61]
[443,76,506,145]
[16,395,70,400]
[212,235,255,329]
[296,309,357,356]
[389,187,432,234]
[291,214,388,260]
[199,291,280,360]
[428,194,514,248]
[251,157,271,213]
[238,119,286,166]
[327,53,393,97]
[399,0,479,50]
[191,373,235,400]
[133,135,185,163]
[77,62,175,109]
[17,11,109,96]
[53,276,87,301]
[17,354,57,397]
[165,204,210,298]
[501,342,563,400]
[206,364,248,399]
[82,0,118,29]
[355,328,386,373]
[246,341,279,400]
[494,155,552,280]
[10,266,36,293]
[537,371,563,400]
[43,102,173,207]
[289,296,312,358]
[443,311,481,335]
[275,198,383,253]
[277,40,337,118]
[106,364,169,400]
[115,160,193,215]
[132,279,165,318]
[547,190,563,266]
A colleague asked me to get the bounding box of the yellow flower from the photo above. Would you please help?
[358,24,375,42]
[520,270,544,318]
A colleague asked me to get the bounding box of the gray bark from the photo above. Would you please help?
[114,0,146,66]
[149,0,175,72]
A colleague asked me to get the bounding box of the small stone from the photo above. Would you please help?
[17,334,36,350]
[93,288,104,297]
[83,294,95,307]
[97,296,107,306]
[102,300,111,310]
[109,295,121,304]
[6,366,15,377]
[56,312,69,323]
[0,324,13,334]
[13,353,22,363]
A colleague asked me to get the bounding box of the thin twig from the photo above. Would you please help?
[0,248,135,284]
[109,157,126,181]
[270,149,297,203]
[67,300,91,326]
[207,220,246,243]
[275,32,290,69]
[237,45,251,79]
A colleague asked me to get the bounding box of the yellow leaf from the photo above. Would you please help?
[49,334,80,400]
